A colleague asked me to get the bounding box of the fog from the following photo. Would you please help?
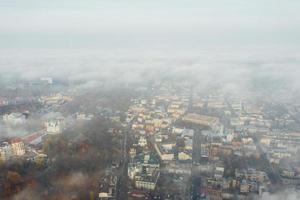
[0,48,299,101]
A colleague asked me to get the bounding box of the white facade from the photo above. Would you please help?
[76,113,94,120]
[138,136,147,147]
[45,119,63,134]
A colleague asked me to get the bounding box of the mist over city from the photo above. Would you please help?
[0,1,300,200]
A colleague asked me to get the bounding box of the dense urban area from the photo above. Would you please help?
[1,73,300,200]
[1,0,299,199]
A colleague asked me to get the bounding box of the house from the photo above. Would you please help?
[10,138,25,156]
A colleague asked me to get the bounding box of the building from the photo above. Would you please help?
[178,151,192,161]
[154,143,175,161]
[99,172,117,200]
[182,113,219,127]
[128,152,160,191]
[240,180,250,193]
[214,166,224,179]
[76,113,94,120]
[39,93,72,105]
[185,138,193,151]
[0,149,5,162]
[182,113,223,133]
[128,153,160,179]
[235,168,268,183]
[135,167,160,190]
[45,118,64,134]
[0,142,12,162]
[10,139,25,156]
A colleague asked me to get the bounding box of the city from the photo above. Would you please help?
[0,74,300,199]
[1,1,300,200]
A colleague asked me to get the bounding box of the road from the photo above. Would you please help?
[252,135,282,185]
[116,128,129,200]
[188,88,205,200]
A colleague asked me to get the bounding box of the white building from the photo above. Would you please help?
[138,136,147,147]
[45,119,64,134]
[76,113,94,120]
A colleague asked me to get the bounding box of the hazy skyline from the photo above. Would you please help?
[0,1,299,97]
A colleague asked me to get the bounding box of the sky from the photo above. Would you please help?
[0,0,299,49]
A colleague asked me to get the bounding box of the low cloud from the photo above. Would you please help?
[0,47,299,100]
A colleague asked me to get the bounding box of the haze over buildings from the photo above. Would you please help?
[0,1,300,200]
